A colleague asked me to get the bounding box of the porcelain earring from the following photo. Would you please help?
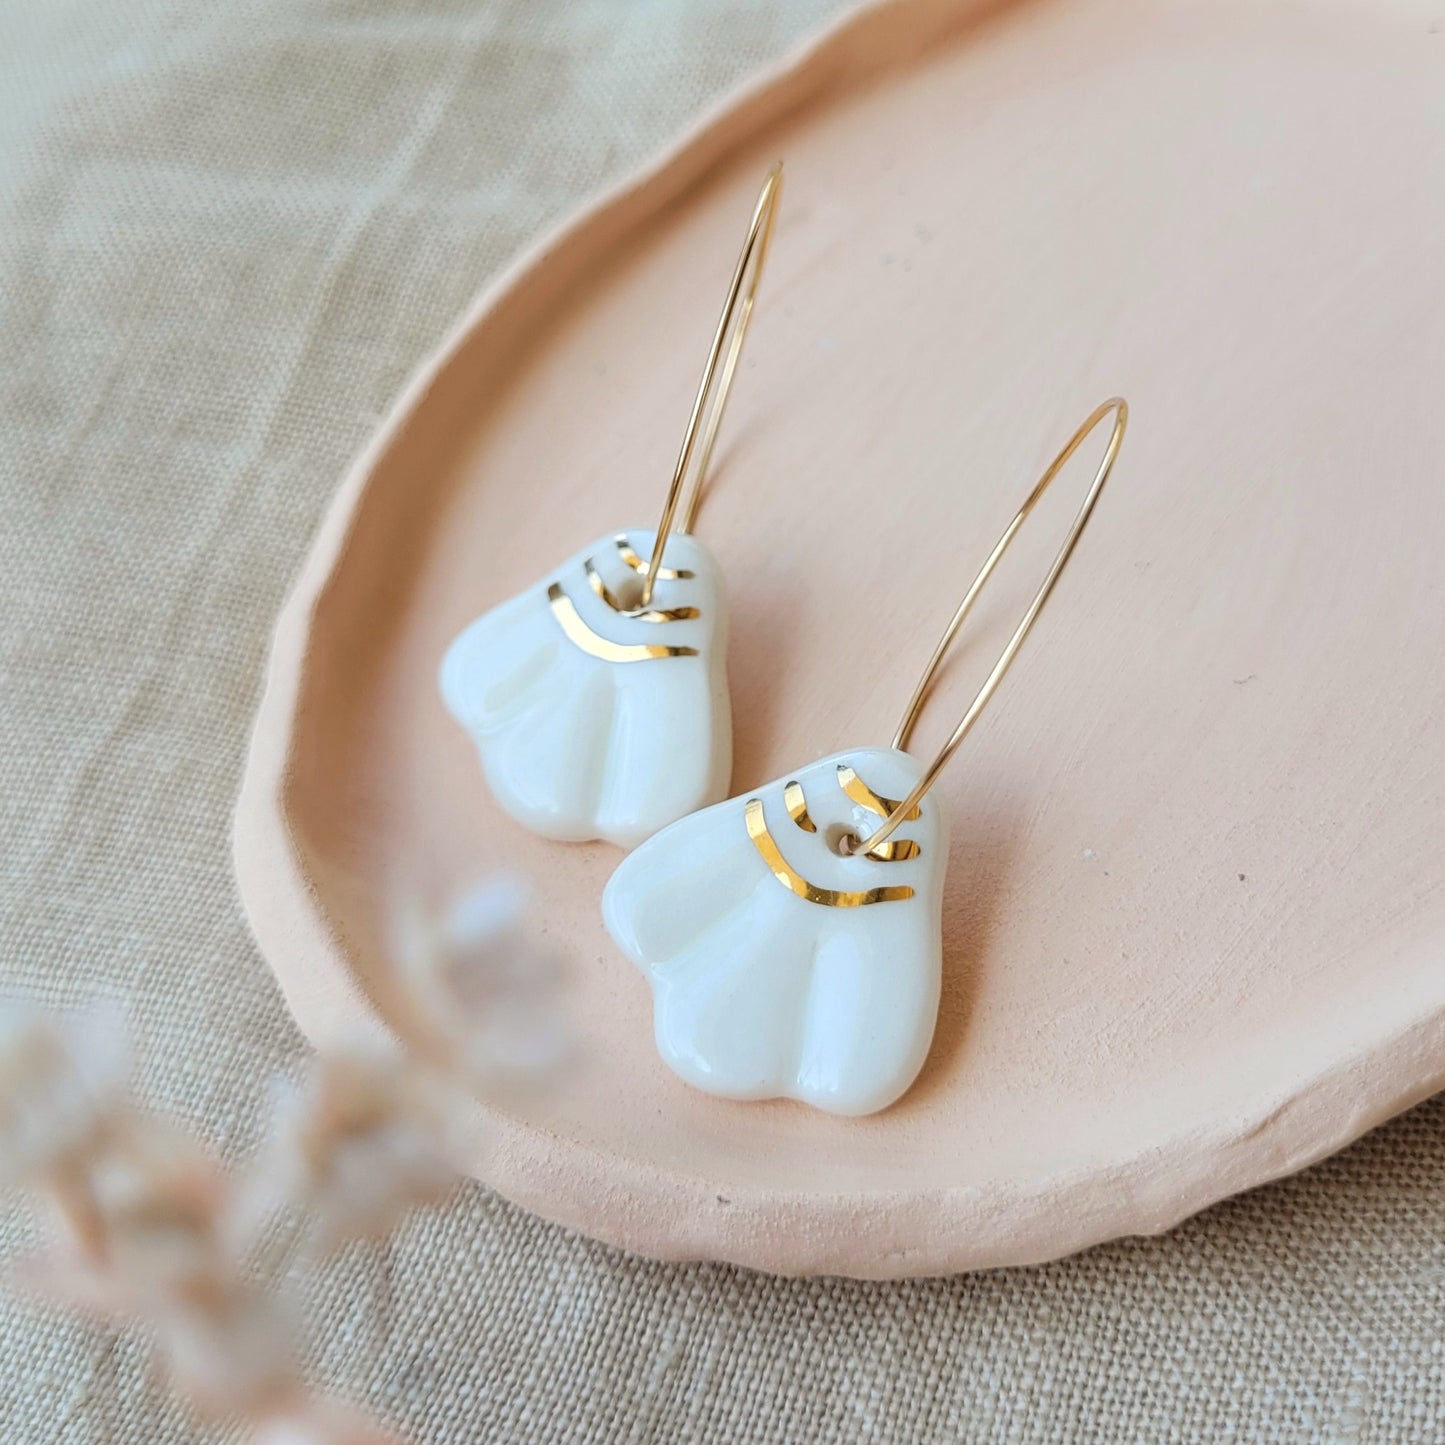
[441,165,783,848]
[604,400,1130,1116]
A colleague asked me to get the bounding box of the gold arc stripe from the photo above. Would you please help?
[615,535,693,581]
[745,799,913,908]
[837,764,921,821]
[784,780,816,832]
[546,583,697,662]
[584,558,700,622]
[786,775,918,858]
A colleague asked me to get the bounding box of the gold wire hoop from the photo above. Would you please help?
[638,162,783,608]
[860,398,1130,858]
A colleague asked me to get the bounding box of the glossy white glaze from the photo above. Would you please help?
[603,747,946,1116]
[440,528,730,849]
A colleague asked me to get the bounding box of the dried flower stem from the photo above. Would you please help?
[0,878,566,1445]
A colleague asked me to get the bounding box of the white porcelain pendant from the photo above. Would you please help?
[603,747,947,1116]
[440,528,730,849]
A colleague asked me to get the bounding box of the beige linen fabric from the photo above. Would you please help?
[1,1,1441,1440]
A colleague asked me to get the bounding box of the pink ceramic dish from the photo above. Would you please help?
[235,0,1445,1277]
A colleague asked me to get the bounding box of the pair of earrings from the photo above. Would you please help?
[441,165,1129,1116]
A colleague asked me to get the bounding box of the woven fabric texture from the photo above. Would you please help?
[2,1,1442,1440]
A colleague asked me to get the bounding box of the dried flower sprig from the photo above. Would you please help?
[0,876,567,1444]
[389,875,570,1091]
[236,1042,461,1258]
[3,1006,307,1422]
[0,1003,129,1242]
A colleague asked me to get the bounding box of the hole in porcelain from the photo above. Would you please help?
[827,822,864,857]
[613,575,646,612]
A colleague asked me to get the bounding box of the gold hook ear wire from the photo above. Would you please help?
[860,398,1130,858]
[639,162,783,608]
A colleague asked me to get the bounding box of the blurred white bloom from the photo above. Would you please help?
[391,875,569,1088]
[0,872,570,1444]
[20,1105,302,1418]
[84,1120,231,1308]
[244,1043,458,1255]
[28,1118,237,1312]
[0,1002,128,1188]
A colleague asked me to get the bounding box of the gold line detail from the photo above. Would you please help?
[784,781,815,833]
[837,765,921,821]
[547,583,697,662]
[745,799,913,908]
[615,536,694,581]
[584,559,700,622]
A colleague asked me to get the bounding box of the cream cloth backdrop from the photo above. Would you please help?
[1,1,1441,1440]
